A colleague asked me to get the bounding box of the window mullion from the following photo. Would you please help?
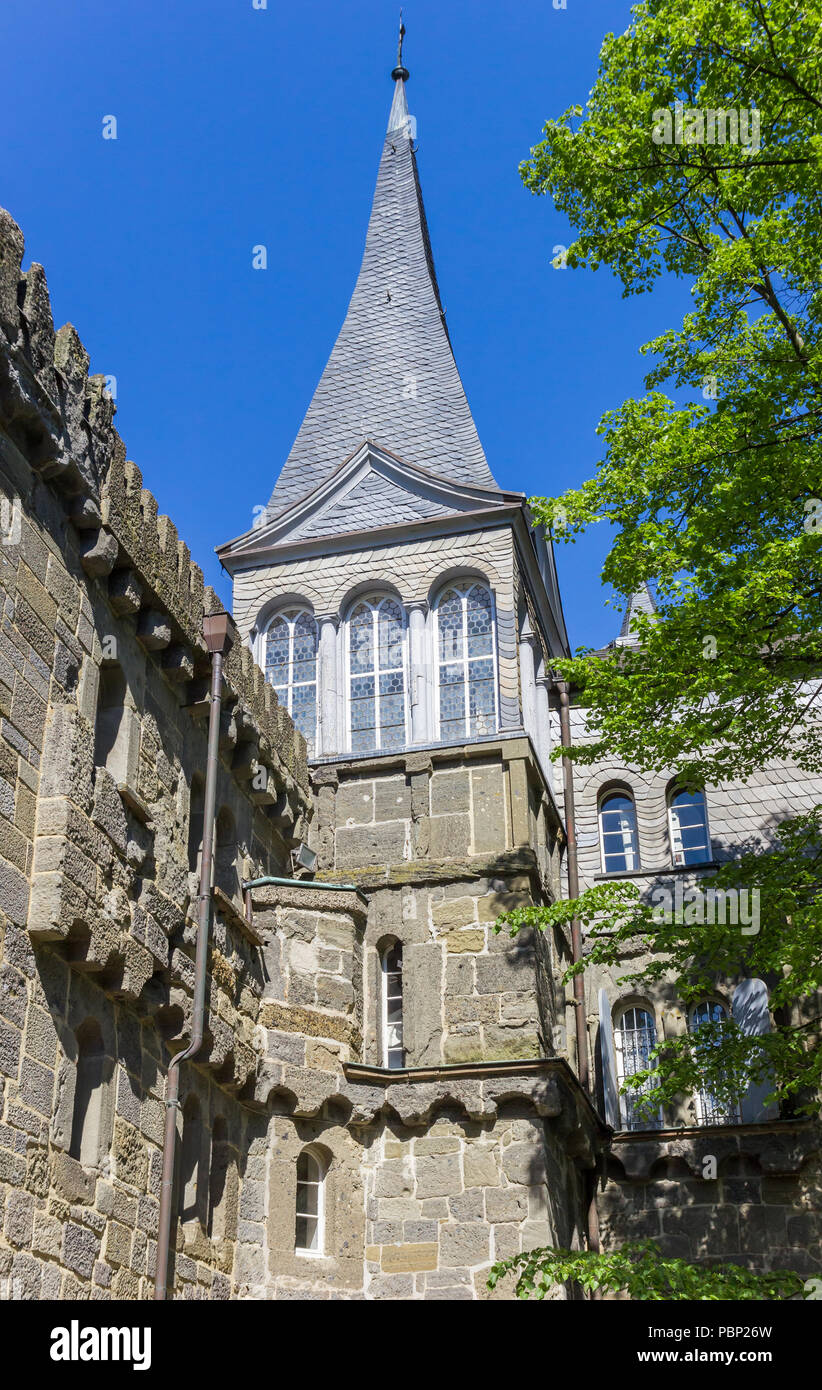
[462,591,469,737]
[373,605,380,749]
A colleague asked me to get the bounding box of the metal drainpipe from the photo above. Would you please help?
[154,612,236,1301]
[554,677,601,1289]
[554,679,589,1093]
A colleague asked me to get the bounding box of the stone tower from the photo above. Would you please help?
[216,46,605,1297]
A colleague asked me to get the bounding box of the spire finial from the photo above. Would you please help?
[392,12,409,81]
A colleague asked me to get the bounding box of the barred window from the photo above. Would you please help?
[613,1006,661,1131]
[436,583,497,741]
[381,942,404,1070]
[347,597,407,753]
[264,608,318,755]
[690,1000,739,1125]
[669,787,711,866]
[599,792,640,873]
[295,1148,326,1254]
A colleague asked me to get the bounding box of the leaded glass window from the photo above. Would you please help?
[348,597,407,753]
[669,787,711,866]
[436,583,497,741]
[614,1006,661,1131]
[295,1148,325,1253]
[599,792,640,873]
[690,1000,739,1125]
[382,942,404,1070]
[264,608,318,755]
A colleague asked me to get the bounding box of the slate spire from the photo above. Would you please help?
[266,33,498,518]
[616,583,658,645]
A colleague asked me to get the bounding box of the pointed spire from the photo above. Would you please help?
[392,12,409,81]
[265,29,497,519]
[615,583,657,645]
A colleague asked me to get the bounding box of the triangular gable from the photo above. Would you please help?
[219,442,515,561]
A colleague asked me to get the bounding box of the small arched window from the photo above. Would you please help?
[689,1000,739,1126]
[265,608,318,755]
[613,1006,660,1131]
[436,583,497,741]
[668,786,711,866]
[381,942,404,1070]
[348,596,407,753]
[599,791,640,873]
[69,1020,106,1166]
[295,1147,326,1254]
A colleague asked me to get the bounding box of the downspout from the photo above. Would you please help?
[554,677,601,1288]
[154,611,236,1301]
[554,679,589,1091]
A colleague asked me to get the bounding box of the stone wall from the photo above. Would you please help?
[308,739,574,1070]
[599,1122,822,1281]
[232,1050,603,1301]
[0,206,311,1299]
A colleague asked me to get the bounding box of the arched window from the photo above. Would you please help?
[347,596,407,753]
[295,1147,326,1254]
[381,942,404,1070]
[69,1020,106,1166]
[689,1000,739,1126]
[436,583,497,741]
[668,786,711,866]
[265,608,318,755]
[613,1006,660,1131]
[599,791,640,873]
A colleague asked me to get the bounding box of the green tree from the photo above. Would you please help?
[487,1240,806,1301]
[501,0,822,1119]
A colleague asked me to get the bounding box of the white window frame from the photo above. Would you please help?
[433,581,499,742]
[613,1005,661,1131]
[381,942,404,1070]
[668,786,712,867]
[295,1147,326,1255]
[689,999,740,1126]
[598,791,640,874]
[344,595,409,754]
[260,607,318,755]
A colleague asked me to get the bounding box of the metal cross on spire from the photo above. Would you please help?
[392,12,409,81]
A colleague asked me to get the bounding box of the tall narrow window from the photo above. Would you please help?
[187,774,204,875]
[613,1006,660,1131]
[295,1148,325,1254]
[69,1020,105,1166]
[208,1117,233,1241]
[436,583,497,740]
[381,942,404,1070]
[265,608,318,755]
[214,806,238,900]
[689,1000,739,1125]
[669,787,711,866]
[348,596,407,753]
[94,665,128,775]
[181,1096,203,1225]
[599,792,640,873]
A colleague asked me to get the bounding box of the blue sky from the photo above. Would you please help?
[3,0,690,651]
